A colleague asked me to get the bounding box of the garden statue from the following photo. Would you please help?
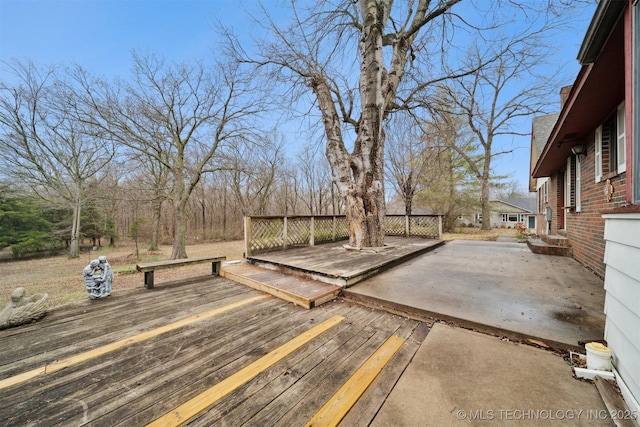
[0,287,49,329]
[97,255,113,298]
[83,257,114,299]
[83,259,102,299]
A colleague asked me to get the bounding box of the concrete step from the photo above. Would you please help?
[221,262,342,309]
[540,234,571,247]
[526,238,572,256]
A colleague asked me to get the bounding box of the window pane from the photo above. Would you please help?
[617,101,626,172]
[576,156,582,212]
[595,126,602,182]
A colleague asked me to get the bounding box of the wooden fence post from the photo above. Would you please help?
[244,216,252,258]
[310,216,315,246]
[283,216,288,251]
[405,215,410,237]
[332,216,336,241]
[438,215,443,239]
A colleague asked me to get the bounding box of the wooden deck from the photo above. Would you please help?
[0,276,430,426]
[247,236,444,287]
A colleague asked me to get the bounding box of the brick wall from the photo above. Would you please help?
[534,127,628,280]
[563,132,627,279]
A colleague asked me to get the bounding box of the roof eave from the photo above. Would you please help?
[577,0,626,64]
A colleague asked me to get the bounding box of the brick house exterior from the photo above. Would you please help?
[531,0,640,411]
[531,6,628,280]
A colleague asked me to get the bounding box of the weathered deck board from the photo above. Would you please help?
[200,306,385,426]
[0,277,248,375]
[6,298,282,425]
[339,321,431,426]
[0,278,430,426]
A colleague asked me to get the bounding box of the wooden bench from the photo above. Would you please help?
[136,256,226,289]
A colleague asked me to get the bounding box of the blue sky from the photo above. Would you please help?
[0,0,253,77]
[0,0,598,194]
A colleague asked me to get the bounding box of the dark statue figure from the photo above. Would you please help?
[0,287,49,329]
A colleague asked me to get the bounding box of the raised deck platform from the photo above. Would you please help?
[245,236,445,288]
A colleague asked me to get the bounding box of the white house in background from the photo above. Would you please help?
[488,198,537,230]
[457,198,537,230]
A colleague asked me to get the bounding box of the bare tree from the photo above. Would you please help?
[234,0,590,243]
[237,0,474,248]
[385,114,434,215]
[293,142,334,215]
[437,35,556,230]
[0,61,116,258]
[228,135,283,216]
[415,113,479,231]
[78,52,261,258]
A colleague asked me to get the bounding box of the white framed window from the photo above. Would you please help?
[538,188,542,213]
[543,181,548,203]
[576,155,582,212]
[616,101,626,173]
[595,125,602,182]
[565,157,572,208]
[502,213,518,222]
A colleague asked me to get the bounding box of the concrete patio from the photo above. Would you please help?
[344,239,606,350]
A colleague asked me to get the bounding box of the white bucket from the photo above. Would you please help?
[585,342,612,371]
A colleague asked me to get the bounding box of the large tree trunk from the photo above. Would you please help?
[313,72,386,248]
[69,193,81,258]
[480,154,491,231]
[311,0,390,249]
[305,0,443,248]
[149,199,162,251]
[344,163,386,248]
[171,163,188,259]
[171,200,188,259]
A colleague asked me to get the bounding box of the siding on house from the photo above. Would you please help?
[602,213,640,405]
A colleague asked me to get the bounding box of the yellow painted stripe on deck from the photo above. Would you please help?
[0,295,269,391]
[147,315,345,427]
[305,335,406,427]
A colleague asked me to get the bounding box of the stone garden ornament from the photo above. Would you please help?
[0,287,49,329]
[83,256,113,299]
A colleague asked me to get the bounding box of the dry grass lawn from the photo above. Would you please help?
[442,227,519,241]
[0,240,245,310]
[0,228,517,310]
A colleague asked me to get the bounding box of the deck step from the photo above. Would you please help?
[221,262,342,309]
[526,238,571,256]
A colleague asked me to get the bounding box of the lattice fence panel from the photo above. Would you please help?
[314,217,336,244]
[334,217,350,240]
[247,214,440,254]
[384,216,406,236]
[250,218,284,254]
[287,217,311,247]
[409,215,440,238]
